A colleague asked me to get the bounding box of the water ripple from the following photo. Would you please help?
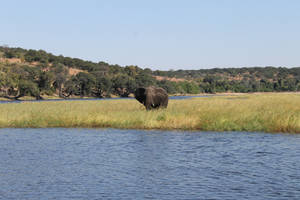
[0,128,299,199]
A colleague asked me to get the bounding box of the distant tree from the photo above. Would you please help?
[93,76,112,98]
[73,72,96,97]
[19,80,40,97]
[38,71,54,95]
[157,80,177,94]
[4,51,15,58]
[24,50,39,62]
[62,79,77,97]
[112,74,136,97]
[52,64,69,97]
[177,81,200,94]
[135,73,156,87]
[124,65,138,76]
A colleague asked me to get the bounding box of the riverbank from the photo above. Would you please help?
[1,93,300,133]
[0,92,238,102]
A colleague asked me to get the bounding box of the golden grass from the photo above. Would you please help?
[1,93,300,133]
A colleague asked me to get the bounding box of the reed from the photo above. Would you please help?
[1,93,300,133]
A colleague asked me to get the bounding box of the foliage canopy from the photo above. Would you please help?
[1,46,300,100]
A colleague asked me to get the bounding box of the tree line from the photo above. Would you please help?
[1,46,300,100]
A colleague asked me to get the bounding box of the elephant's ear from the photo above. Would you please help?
[134,88,146,104]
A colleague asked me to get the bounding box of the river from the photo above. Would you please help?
[0,95,212,104]
[0,128,299,200]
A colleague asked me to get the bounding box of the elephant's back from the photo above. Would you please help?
[153,87,168,96]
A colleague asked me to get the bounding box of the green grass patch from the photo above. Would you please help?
[1,93,300,133]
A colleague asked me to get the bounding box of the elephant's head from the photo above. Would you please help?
[134,87,146,105]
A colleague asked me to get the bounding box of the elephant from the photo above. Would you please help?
[134,86,168,110]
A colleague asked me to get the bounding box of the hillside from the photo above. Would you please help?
[1,46,300,100]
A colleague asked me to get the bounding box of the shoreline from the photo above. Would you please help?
[1,91,299,102]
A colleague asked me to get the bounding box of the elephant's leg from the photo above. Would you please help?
[161,99,168,108]
[145,103,152,110]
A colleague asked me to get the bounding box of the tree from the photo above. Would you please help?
[176,81,200,94]
[18,80,41,99]
[73,72,96,97]
[37,71,54,95]
[135,73,156,87]
[157,80,177,94]
[112,74,137,97]
[93,76,112,98]
[52,64,69,97]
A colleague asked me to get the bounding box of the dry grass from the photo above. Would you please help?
[1,93,300,133]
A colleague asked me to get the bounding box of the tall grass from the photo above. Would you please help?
[1,93,300,133]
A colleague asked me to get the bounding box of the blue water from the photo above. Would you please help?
[0,128,299,200]
[0,95,211,104]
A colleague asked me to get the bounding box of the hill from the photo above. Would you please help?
[1,46,300,100]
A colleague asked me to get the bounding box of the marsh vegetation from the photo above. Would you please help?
[1,93,300,133]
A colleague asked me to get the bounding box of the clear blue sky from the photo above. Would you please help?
[1,0,300,70]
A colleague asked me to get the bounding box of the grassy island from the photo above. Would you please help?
[1,93,300,133]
